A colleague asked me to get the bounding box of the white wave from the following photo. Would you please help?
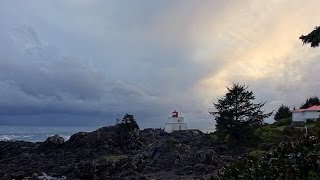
[22,135,34,138]
[0,126,99,142]
[0,134,37,141]
[0,135,19,141]
[60,135,71,141]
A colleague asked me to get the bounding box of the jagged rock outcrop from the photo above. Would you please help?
[0,126,236,180]
[45,134,65,146]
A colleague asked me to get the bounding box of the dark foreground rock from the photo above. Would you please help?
[0,127,239,180]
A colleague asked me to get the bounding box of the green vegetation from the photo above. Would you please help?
[274,105,292,122]
[115,113,140,149]
[210,80,320,178]
[214,118,320,179]
[300,26,320,48]
[273,117,292,126]
[211,83,272,146]
[255,125,283,142]
[116,113,140,132]
[214,135,320,179]
[300,96,320,109]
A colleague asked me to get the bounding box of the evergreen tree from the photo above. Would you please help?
[211,84,272,143]
[300,26,320,47]
[300,96,320,109]
[274,105,292,121]
[115,114,140,149]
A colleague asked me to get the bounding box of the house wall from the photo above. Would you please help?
[292,111,320,122]
[292,112,303,122]
[303,111,320,120]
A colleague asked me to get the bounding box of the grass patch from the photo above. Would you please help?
[306,123,316,128]
[255,126,282,142]
[275,126,286,131]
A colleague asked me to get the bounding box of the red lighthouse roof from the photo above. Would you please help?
[172,110,178,117]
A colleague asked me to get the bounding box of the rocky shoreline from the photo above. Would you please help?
[0,126,241,180]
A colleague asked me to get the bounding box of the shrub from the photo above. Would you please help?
[274,117,292,126]
[308,120,320,136]
[215,136,320,179]
[306,119,315,124]
[315,119,320,128]
[248,150,266,158]
[292,121,305,127]
[258,126,282,141]
[282,125,299,136]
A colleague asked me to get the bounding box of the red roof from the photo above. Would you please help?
[293,109,305,112]
[293,105,320,112]
[306,105,320,111]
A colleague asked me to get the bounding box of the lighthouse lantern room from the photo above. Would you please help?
[164,110,187,133]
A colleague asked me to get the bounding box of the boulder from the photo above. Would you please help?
[45,134,65,146]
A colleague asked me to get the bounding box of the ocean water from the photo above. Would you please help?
[0,125,216,142]
[0,126,101,142]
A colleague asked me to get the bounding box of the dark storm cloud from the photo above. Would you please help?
[0,25,172,126]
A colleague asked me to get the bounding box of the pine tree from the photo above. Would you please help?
[211,84,272,143]
[300,96,320,109]
[115,114,140,149]
[300,26,320,48]
[274,105,292,121]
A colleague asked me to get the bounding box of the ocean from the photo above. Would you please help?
[0,126,216,142]
[0,126,101,142]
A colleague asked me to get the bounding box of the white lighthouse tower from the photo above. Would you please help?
[164,110,187,133]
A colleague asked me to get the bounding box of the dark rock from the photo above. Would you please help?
[0,126,238,179]
[11,170,27,179]
[45,134,65,146]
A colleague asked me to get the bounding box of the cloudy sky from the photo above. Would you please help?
[0,1,320,129]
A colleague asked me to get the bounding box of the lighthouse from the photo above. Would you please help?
[164,110,187,133]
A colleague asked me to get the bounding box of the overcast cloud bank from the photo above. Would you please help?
[0,1,320,128]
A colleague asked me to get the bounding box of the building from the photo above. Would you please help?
[292,105,320,123]
[164,110,187,133]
